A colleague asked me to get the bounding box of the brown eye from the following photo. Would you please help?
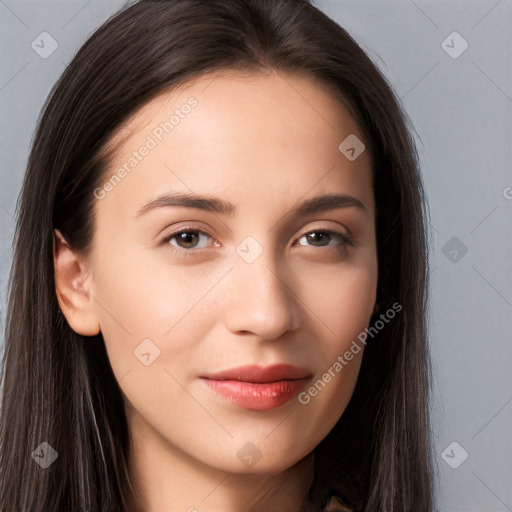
[297,230,354,249]
[164,228,213,251]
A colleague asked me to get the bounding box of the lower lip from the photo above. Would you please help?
[202,379,307,411]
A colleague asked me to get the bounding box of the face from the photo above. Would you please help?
[70,70,377,475]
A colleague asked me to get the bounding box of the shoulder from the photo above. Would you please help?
[322,494,355,512]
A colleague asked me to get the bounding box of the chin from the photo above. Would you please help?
[207,439,316,475]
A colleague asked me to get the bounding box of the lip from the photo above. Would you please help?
[200,364,312,411]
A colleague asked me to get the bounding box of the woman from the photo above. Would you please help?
[0,0,435,510]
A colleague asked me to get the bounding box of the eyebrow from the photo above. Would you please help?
[135,190,369,218]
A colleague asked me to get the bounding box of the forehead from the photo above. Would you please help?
[105,68,369,160]
[94,69,373,226]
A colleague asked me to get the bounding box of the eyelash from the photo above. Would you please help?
[162,226,355,258]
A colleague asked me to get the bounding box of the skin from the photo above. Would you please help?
[54,69,378,512]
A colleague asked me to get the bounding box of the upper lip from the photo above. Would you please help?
[202,364,312,383]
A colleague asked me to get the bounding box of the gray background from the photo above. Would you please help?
[0,0,510,510]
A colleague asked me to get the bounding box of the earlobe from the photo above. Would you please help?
[53,229,101,336]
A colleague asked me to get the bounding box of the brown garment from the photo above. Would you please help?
[323,494,354,512]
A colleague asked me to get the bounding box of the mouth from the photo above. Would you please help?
[200,364,312,411]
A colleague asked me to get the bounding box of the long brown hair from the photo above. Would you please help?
[0,1,435,510]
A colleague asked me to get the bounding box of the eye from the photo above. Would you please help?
[163,227,217,254]
[296,229,355,251]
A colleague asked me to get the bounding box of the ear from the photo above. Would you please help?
[53,229,101,336]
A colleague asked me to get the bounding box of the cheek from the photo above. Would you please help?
[294,259,376,421]
[89,246,223,383]
[301,257,377,346]
[91,259,222,441]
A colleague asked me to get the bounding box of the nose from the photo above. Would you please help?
[223,245,301,340]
